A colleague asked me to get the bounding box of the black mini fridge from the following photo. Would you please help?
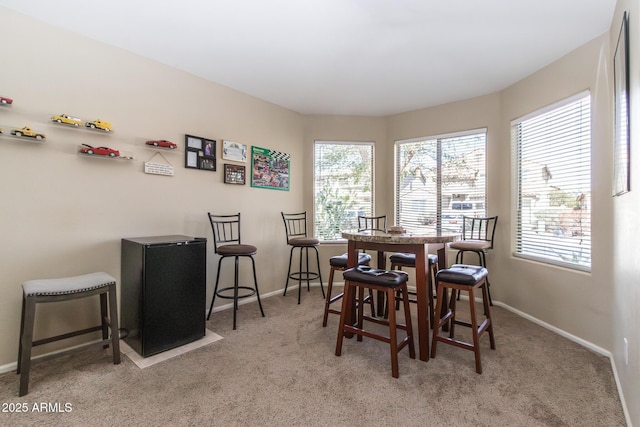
[121,235,207,357]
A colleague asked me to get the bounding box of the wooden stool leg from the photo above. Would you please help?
[18,296,36,397]
[482,280,496,349]
[387,287,400,378]
[108,284,121,364]
[356,285,365,342]
[335,281,354,356]
[400,285,416,359]
[322,268,336,327]
[430,283,444,358]
[468,287,482,374]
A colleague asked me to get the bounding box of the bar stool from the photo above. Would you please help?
[430,264,495,374]
[389,252,439,325]
[17,272,121,396]
[322,252,374,327]
[335,266,415,378]
[281,211,324,304]
[207,213,265,330]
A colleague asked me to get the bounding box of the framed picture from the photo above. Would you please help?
[222,140,248,163]
[184,134,216,171]
[224,164,246,185]
[250,146,290,191]
[613,11,630,196]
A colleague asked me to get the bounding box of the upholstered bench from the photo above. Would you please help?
[17,272,121,396]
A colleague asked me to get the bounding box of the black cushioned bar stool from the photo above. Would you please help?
[430,264,495,374]
[17,272,121,396]
[335,266,415,378]
[281,211,324,304]
[389,252,439,325]
[322,252,374,327]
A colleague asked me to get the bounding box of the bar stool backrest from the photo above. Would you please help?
[281,211,310,243]
[461,216,498,249]
[357,215,387,232]
[208,213,242,253]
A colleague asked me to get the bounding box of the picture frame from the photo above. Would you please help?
[224,164,246,185]
[250,146,290,191]
[222,140,248,163]
[613,11,630,196]
[184,134,216,171]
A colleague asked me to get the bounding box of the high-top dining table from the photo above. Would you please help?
[341,229,458,362]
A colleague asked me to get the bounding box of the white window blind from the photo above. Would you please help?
[512,92,591,270]
[395,130,487,233]
[314,141,374,241]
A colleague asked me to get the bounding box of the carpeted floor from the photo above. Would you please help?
[0,288,627,426]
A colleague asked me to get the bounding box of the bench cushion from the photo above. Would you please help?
[23,272,116,296]
[329,252,372,268]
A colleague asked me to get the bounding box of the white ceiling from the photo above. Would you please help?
[0,0,616,116]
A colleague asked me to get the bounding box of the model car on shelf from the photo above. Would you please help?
[51,113,82,126]
[0,96,13,105]
[11,126,46,140]
[145,139,177,149]
[79,143,120,157]
[85,119,112,132]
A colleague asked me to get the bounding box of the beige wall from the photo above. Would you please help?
[1,4,637,423]
[0,8,303,365]
[611,1,640,423]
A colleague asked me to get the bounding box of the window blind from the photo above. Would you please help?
[314,141,374,241]
[395,130,487,233]
[512,92,591,270]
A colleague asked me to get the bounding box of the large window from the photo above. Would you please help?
[512,92,591,271]
[314,141,374,241]
[395,129,487,233]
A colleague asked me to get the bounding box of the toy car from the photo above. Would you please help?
[0,96,13,105]
[51,114,82,126]
[79,143,120,157]
[11,126,46,140]
[85,119,112,132]
[145,139,177,149]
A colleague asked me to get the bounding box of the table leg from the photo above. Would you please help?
[376,250,386,314]
[435,244,450,332]
[414,245,430,362]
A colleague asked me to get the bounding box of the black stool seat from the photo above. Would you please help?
[18,272,121,396]
[436,264,487,285]
[329,252,372,268]
[343,266,408,287]
[389,253,438,266]
[336,265,415,378]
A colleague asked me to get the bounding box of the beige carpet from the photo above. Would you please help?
[0,288,627,426]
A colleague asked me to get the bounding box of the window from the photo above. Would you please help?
[314,141,374,241]
[512,92,591,270]
[395,129,487,233]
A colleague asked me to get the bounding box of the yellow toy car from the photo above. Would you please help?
[85,119,112,132]
[51,114,82,126]
[11,126,46,140]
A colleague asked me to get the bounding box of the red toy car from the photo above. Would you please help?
[145,139,177,149]
[79,144,120,157]
[0,96,13,105]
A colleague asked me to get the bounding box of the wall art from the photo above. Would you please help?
[250,146,290,191]
[185,134,216,171]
